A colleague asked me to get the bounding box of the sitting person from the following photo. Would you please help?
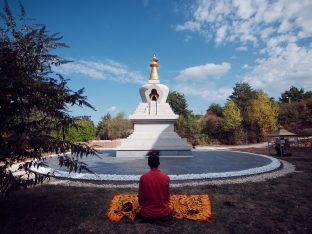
[138,151,171,219]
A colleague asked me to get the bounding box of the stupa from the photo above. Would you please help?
[116,55,192,157]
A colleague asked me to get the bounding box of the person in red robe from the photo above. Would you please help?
[138,151,171,219]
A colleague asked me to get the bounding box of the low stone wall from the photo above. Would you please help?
[88,140,121,148]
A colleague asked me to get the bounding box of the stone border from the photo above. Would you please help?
[30,151,284,182]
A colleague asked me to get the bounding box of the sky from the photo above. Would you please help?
[5,0,312,124]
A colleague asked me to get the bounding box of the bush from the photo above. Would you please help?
[65,119,96,143]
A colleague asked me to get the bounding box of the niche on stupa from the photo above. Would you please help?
[149,89,159,101]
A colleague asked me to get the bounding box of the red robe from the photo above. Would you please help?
[138,168,171,218]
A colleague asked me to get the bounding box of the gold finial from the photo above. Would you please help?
[149,55,159,80]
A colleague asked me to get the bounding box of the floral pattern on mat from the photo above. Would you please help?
[169,194,212,221]
[107,194,212,222]
[106,194,141,222]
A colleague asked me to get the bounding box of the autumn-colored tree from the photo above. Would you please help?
[278,103,300,127]
[279,97,312,134]
[246,91,279,142]
[298,98,312,128]
[228,82,256,142]
[199,115,222,144]
[222,101,242,131]
[221,100,244,144]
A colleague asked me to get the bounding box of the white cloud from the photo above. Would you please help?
[175,0,312,97]
[107,106,118,113]
[175,0,312,47]
[57,63,105,79]
[176,62,231,81]
[173,61,232,102]
[215,25,227,45]
[175,21,201,32]
[244,43,312,96]
[260,27,275,40]
[236,46,247,51]
[80,61,127,75]
[174,83,232,102]
[243,64,249,69]
[233,0,255,19]
[55,59,145,84]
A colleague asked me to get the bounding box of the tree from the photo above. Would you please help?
[246,91,279,142]
[167,91,192,116]
[228,82,256,143]
[229,82,255,112]
[278,97,312,133]
[176,114,200,146]
[222,101,242,131]
[207,103,223,117]
[278,103,300,127]
[96,112,132,140]
[279,86,305,103]
[298,97,312,128]
[167,91,200,144]
[0,1,95,197]
[65,119,96,143]
[221,100,244,144]
[199,115,222,144]
[304,91,312,100]
[96,113,111,138]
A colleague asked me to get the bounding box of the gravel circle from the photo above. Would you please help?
[30,151,282,180]
[44,159,295,188]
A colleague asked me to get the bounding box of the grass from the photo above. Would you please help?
[0,148,312,234]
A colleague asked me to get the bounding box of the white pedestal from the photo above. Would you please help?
[116,102,192,157]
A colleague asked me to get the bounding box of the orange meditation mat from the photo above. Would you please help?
[107,194,212,222]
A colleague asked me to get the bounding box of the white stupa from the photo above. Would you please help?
[116,55,192,157]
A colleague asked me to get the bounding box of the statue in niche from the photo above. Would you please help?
[149,89,159,101]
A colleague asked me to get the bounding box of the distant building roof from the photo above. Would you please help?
[268,127,297,137]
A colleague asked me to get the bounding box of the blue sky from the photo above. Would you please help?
[6,0,312,124]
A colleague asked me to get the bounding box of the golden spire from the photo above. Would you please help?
[149,55,159,80]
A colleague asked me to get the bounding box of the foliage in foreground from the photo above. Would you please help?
[0,1,95,197]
